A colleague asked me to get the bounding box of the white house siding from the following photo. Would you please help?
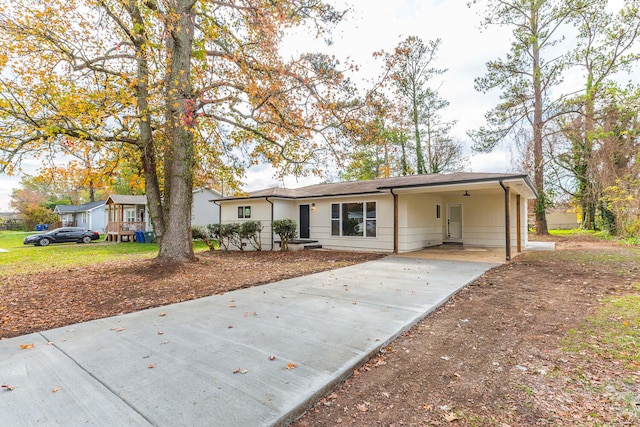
[451,192,504,247]
[87,207,106,232]
[192,189,221,226]
[398,193,444,252]
[442,191,529,249]
[220,198,276,250]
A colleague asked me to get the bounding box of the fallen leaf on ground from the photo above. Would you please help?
[110,327,125,332]
[233,368,249,374]
[148,364,155,369]
[357,403,368,412]
[157,331,164,335]
[2,384,14,391]
[51,387,61,393]
[286,363,298,370]
[445,412,459,422]
[20,343,34,349]
[268,355,276,360]
[159,312,167,317]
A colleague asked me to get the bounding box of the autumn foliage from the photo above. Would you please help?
[0,0,355,261]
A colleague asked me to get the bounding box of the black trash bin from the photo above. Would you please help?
[144,231,155,243]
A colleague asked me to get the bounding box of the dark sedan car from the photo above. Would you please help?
[23,227,101,246]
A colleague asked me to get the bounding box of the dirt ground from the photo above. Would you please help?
[294,237,640,426]
[2,236,639,425]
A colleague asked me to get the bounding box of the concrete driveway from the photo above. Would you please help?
[0,256,498,426]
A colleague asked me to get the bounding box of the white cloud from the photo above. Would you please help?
[0,174,19,211]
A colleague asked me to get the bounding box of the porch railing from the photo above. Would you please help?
[105,221,146,233]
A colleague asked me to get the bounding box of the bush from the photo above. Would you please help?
[272,218,297,251]
[239,220,263,251]
[202,221,265,251]
[191,225,218,251]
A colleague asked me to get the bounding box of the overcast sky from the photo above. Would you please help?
[242,0,519,191]
[0,0,631,210]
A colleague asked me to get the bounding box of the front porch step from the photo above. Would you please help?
[304,244,323,250]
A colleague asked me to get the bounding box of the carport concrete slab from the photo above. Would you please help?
[0,256,498,426]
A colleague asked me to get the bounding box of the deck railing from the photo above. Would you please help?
[105,221,146,233]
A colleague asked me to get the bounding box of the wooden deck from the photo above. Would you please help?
[105,221,146,242]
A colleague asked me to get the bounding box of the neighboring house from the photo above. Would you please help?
[0,211,22,230]
[54,200,107,232]
[217,172,538,261]
[546,205,580,230]
[104,195,151,242]
[192,187,222,227]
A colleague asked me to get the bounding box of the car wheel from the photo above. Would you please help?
[82,236,92,244]
[38,238,51,246]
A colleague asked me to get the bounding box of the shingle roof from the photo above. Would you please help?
[54,200,106,214]
[105,194,147,205]
[222,172,536,201]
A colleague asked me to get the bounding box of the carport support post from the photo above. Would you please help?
[391,189,398,254]
[516,195,521,253]
[500,180,511,261]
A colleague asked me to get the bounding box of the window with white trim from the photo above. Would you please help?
[125,208,136,222]
[238,206,251,219]
[330,202,376,237]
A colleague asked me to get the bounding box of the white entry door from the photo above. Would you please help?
[447,204,462,241]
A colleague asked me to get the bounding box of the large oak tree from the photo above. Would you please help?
[0,0,355,261]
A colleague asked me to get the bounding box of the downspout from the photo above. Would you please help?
[265,197,274,251]
[499,180,511,261]
[212,200,221,225]
[390,188,398,254]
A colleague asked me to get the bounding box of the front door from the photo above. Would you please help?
[299,204,310,239]
[447,204,462,241]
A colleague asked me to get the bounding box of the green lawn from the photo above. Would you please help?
[0,230,209,277]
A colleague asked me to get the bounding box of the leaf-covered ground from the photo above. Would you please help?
[2,237,639,425]
[0,250,383,339]
[294,237,640,426]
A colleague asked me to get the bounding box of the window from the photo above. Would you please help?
[125,208,136,222]
[436,204,441,219]
[238,206,251,219]
[330,202,376,237]
[82,212,88,224]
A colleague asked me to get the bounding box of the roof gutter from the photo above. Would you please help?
[217,190,383,202]
[499,179,511,262]
[377,175,531,191]
[265,197,274,251]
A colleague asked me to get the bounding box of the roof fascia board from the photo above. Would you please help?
[376,175,530,191]
[217,190,385,202]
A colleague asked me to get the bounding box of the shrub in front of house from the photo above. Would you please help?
[272,218,297,251]
[195,221,265,252]
[239,220,263,251]
[191,225,219,251]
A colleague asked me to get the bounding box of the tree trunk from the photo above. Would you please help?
[412,99,425,174]
[531,8,548,236]
[157,0,196,262]
[129,2,165,250]
[581,74,597,230]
